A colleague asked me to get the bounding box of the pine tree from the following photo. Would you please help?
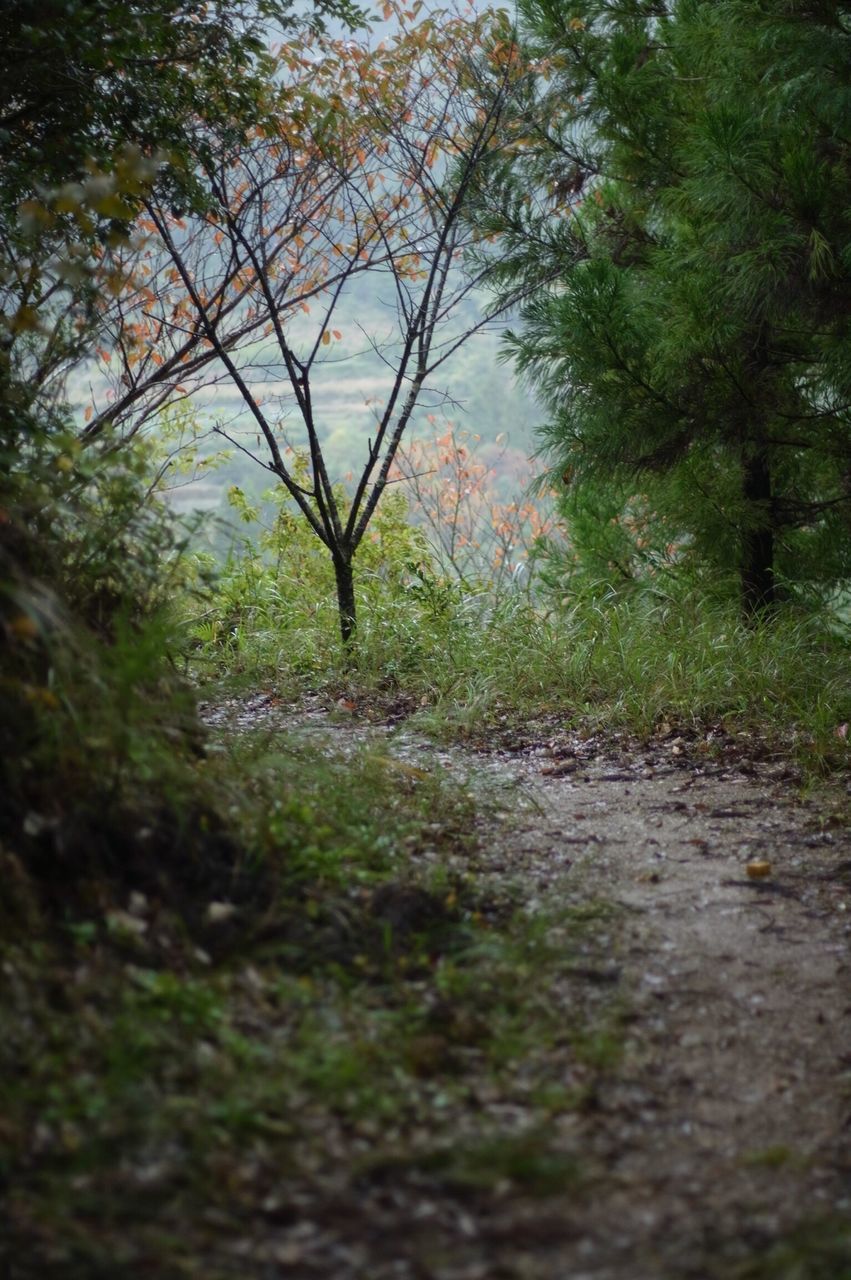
[483,0,851,611]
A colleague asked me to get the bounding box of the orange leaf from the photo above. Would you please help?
[332,329,342,340]
[322,330,331,345]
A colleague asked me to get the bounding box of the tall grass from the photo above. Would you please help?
[189,543,850,771]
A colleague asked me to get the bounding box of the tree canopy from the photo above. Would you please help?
[477,0,851,610]
[73,7,529,643]
[0,0,363,449]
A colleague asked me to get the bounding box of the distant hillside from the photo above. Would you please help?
[157,284,547,517]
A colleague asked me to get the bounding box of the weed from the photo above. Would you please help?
[0,721,622,1272]
[190,559,849,773]
[412,1128,583,1196]
[730,1217,851,1280]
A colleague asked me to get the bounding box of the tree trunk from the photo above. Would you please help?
[741,450,775,616]
[333,553,357,648]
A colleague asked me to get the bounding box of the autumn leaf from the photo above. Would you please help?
[9,614,39,642]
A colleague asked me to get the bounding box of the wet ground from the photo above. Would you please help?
[199,692,851,1279]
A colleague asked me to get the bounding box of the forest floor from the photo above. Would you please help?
[199,693,851,1280]
[4,694,851,1279]
[473,721,851,1280]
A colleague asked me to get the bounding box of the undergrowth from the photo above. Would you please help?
[2,429,847,1276]
[1,724,620,1277]
[0,428,623,1273]
[189,499,850,774]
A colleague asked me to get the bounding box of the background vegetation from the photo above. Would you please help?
[1,1,849,1274]
[2,0,847,1032]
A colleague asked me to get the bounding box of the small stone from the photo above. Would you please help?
[206,901,238,924]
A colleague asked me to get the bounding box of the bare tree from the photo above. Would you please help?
[87,5,529,644]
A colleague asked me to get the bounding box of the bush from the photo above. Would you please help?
[0,421,234,925]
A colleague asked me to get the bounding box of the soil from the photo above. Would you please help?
[200,695,851,1278]
[507,734,851,1279]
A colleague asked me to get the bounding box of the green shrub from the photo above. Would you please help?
[188,486,850,773]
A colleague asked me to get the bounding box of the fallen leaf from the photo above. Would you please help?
[106,909,148,936]
[541,760,577,777]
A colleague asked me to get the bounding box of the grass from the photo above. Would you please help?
[399,1129,583,1195]
[3,480,848,1275]
[728,1219,851,1280]
[0,723,624,1277]
[191,570,851,776]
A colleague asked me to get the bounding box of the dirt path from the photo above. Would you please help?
[200,696,851,1278]
[342,713,850,1277]
[498,734,851,1278]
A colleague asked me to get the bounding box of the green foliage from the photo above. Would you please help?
[0,0,364,216]
[536,477,695,595]
[0,423,226,922]
[0,0,383,938]
[410,1128,582,1194]
[189,496,850,772]
[0,0,365,455]
[480,0,851,613]
[0,718,620,1274]
[0,4,848,1267]
[191,477,437,676]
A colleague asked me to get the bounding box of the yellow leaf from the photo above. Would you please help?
[17,199,52,231]
[322,329,331,345]
[10,305,41,333]
[9,614,39,641]
[23,686,59,709]
[53,183,84,213]
[91,193,134,220]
